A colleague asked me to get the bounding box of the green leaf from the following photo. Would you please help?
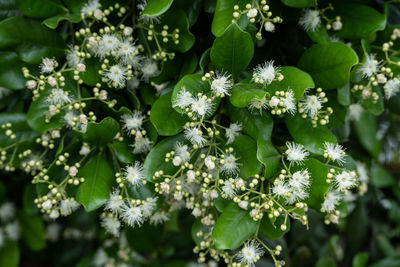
[210,23,254,80]
[256,139,280,179]
[199,48,211,72]
[211,0,249,37]
[76,154,114,211]
[0,241,19,267]
[111,140,136,164]
[18,211,46,251]
[77,117,120,146]
[230,82,266,108]
[370,258,400,267]
[43,13,81,29]
[172,74,220,117]
[140,0,173,18]
[126,223,163,253]
[280,0,316,8]
[212,202,259,250]
[306,26,330,44]
[259,215,290,240]
[143,134,186,180]
[231,135,262,179]
[0,0,22,21]
[16,0,65,19]
[316,257,337,267]
[79,58,102,86]
[150,92,188,136]
[353,111,381,158]
[298,42,359,90]
[0,51,26,90]
[337,82,351,106]
[360,86,384,116]
[353,252,369,267]
[268,66,315,101]
[0,16,65,64]
[370,163,395,188]
[286,113,337,155]
[335,3,387,40]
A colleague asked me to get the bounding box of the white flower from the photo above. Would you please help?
[289,170,311,190]
[47,89,71,105]
[141,59,159,81]
[100,216,120,237]
[152,82,169,96]
[26,80,37,90]
[239,200,249,210]
[272,180,290,197]
[249,96,269,111]
[301,94,323,118]
[285,142,309,165]
[192,207,202,217]
[66,45,81,67]
[356,161,369,183]
[264,21,275,32]
[225,123,242,144]
[4,221,19,240]
[269,96,280,107]
[42,200,52,210]
[64,111,78,128]
[334,171,357,192]
[81,0,100,16]
[121,205,144,227]
[40,58,57,73]
[141,197,158,217]
[321,191,341,213]
[287,187,309,204]
[123,162,145,187]
[253,60,279,85]
[174,142,191,163]
[299,9,321,32]
[222,179,236,196]
[48,76,57,86]
[173,87,194,109]
[184,127,206,147]
[124,27,133,36]
[247,8,258,18]
[211,73,232,96]
[221,154,239,176]
[150,212,170,225]
[105,190,124,213]
[133,132,152,154]
[79,143,91,155]
[0,202,15,222]
[332,20,343,31]
[122,111,145,134]
[104,64,128,88]
[384,78,400,99]
[359,54,380,78]
[204,156,215,170]
[68,166,78,177]
[93,249,109,267]
[190,96,213,117]
[237,241,264,267]
[59,199,80,216]
[323,142,346,165]
[348,103,363,121]
[117,40,139,64]
[186,170,196,183]
[49,210,60,219]
[96,34,120,57]
[282,89,296,114]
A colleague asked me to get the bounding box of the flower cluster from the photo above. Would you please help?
[299,4,342,32]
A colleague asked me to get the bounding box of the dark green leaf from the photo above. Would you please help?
[16,0,65,19]
[111,140,136,164]
[0,241,19,267]
[259,215,290,240]
[42,13,81,29]
[77,117,120,146]
[211,0,249,37]
[230,82,266,108]
[280,0,316,8]
[256,139,280,179]
[140,0,173,18]
[370,163,395,188]
[231,135,262,179]
[353,111,381,158]
[0,51,26,90]
[352,252,369,267]
[18,211,46,251]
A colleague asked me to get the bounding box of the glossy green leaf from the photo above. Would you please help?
[140,0,173,18]
[211,0,249,37]
[370,163,395,188]
[0,241,19,267]
[77,117,120,146]
[256,139,280,178]
[16,0,65,19]
[337,82,351,106]
[231,135,262,179]
[259,215,290,240]
[126,223,163,253]
[352,252,369,267]
[79,57,102,86]
[230,82,266,108]
[335,4,386,40]
[150,92,188,136]
[0,51,26,90]
[210,23,254,80]
[268,66,315,101]
[280,0,316,8]
[212,202,259,250]
[18,211,46,251]
[316,257,337,267]
[0,16,65,64]
[43,13,81,29]
[353,111,381,158]
[76,154,114,211]
[298,42,359,90]
[306,26,330,44]
[286,114,337,155]
[111,140,136,164]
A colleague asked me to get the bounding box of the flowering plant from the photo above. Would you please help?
[0,0,399,266]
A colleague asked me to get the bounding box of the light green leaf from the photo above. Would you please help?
[370,163,395,188]
[140,0,173,18]
[231,135,262,179]
[306,26,330,44]
[280,0,316,8]
[77,154,114,211]
[77,117,120,146]
[230,82,266,108]
[211,0,249,37]
[43,13,81,29]
[256,139,280,179]
[259,215,290,240]
[352,252,369,267]
[298,42,359,90]
[210,23,254,80]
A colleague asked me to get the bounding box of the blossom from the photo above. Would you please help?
[184,127,206,147]
[272,180,290,197]
[100,216,120,237]
[321,190,341,213]
[150,212,170,225]
[123,162,145,187]
[117,39,139,64]
[40,58,57,73]
[174,142,191,163]
[299,9,321,31]
[4,222,20,241]
[264,21,275,32]
[289,170,311,190]
[122,111,145,134]
[221,154,239,176]
[210,73,232,96]
[0,202,15,222]
[204,156,215,170]
[105,190,124,213]
[96,34,120,57]
[47,89,71,105]
[237,241,264,267]
[253,60,279,85]
[359,54,380,78]
[323,142,346,165]
[132,132,152,154]
[104,64,128,88]
[356,161,369,184]
[66,45,81,67]
[285,142,309,165]
[225,123,242,144]
[347,103,363,121]
[141,197,158,217]
[190,95,213,117]
[247,8,258,18]
[121,205,144,227]
[59,198,80,216]
[141,59,159,81]
[301,94,323,118]
[282,89,296,114]
[173,87,193,109]
[81,0,100,16]
[222,179,236,196]
[384,78,400,99]
[334,171,357,192]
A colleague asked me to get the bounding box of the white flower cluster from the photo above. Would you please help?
[121,111,152,154]
[0,202,20,249]
[298,88,332,126]
[298,7,342,32]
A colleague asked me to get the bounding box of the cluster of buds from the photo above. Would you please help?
[1,123,16,140]
[298,88,333,127]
